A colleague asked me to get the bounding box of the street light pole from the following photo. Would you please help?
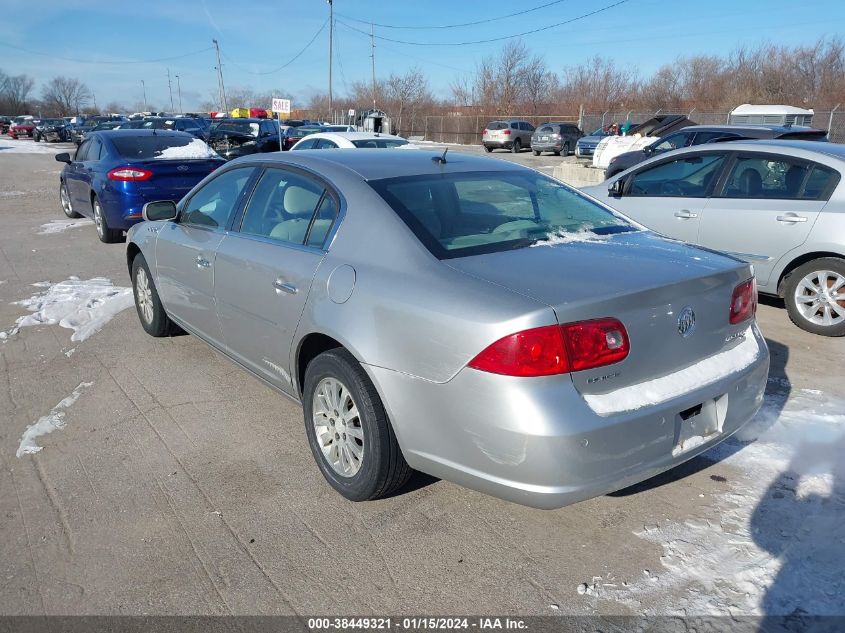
[327,0,333,118]
[141,79,147,112]
[167,68,174,112]
[176,75,183,114]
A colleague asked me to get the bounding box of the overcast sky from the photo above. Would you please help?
[2,0,844,111]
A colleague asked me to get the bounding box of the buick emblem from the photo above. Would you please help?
[177,165,189,172]
[677,306,696,338]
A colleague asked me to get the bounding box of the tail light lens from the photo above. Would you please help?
[730,278,757,324]
[468,318,629,377]
[502,129,511,135]
[108,167,153,181]
[483,129,488,135]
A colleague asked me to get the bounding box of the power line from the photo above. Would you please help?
[336,0,570,30]
[0,41,213,65]
[335,0,631,46]
[219,18,328,76]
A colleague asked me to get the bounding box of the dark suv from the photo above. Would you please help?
[605,124,828,178]
[530,122,582,156]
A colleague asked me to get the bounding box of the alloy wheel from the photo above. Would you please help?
[60,186,72,216]
[312,377,364,477]
[793,269,845,327]
[93,201,104,238]
[134,267,154,324]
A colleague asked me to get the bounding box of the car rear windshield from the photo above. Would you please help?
[211,121,259,137]
[370,171,636,259]
[487,121,508,130]
[111,135,208,160]
[537,126,555,133]
[351,138,409,148]
[292,127,322,138]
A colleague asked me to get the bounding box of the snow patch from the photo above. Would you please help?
[0,190,26,198]
[155,138,217,160]
[584,327,760,415]
[531,230,614,247]
[0,277,133,342]
[16,382,94,457]
[37,218,95,234]
[0,140,66,154]
[606,385,845,615]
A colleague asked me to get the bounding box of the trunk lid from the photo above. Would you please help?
[446,231,754,395]
[125,158,221,200]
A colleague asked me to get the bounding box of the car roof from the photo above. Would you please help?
[307,132,406,141]
[237,148,528,180]
[95,129,196,139]
[666,139,845,163]
[683,124,823,135]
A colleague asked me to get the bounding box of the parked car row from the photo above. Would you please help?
[481,119,584,155]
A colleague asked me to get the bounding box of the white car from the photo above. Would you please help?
[290,131,416,150]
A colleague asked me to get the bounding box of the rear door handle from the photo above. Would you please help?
[195,256,211,269]
[674,209,698,219]
[273,279,298,295]
[776,214,807,223]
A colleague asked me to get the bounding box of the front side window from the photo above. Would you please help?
[237,168,330,245]
[180,167,256,229]
[718,155,838,200]
[370,171,635,259]
[652,132,693,153]
[628,154,725,197]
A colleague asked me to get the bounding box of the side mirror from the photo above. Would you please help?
[608,179,624,197]
[55,152,71,164]
[143,200,178,222]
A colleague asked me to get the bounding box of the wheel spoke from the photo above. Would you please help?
[346,439,363,460]
[346,426,363,440]
[798,278,820,295]
[343,403,359,424]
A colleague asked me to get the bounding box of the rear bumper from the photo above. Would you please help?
[368,325,769,509]
[531,142,562,152]
[482,140,514,150]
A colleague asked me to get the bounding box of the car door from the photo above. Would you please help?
[697,153,835,289]
[213,166,339,394]
[602,151,728,243]
[65,139,92,209]
[153,166,258,346]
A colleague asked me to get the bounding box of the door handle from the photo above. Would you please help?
[195,256,211,269]
[273,279,298,295]
[776,214,807,223]
[674,209,698,219]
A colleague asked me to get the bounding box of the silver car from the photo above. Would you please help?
[583,140,845,337]
[482,120,534,153]
[127,150,768,509]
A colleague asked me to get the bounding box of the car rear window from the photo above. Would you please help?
[538,126,554,133]
[370,171,636,259]
[487,121,508,130]
[351,138,409,148]
[211,121,259,136]
[111,135,214,160]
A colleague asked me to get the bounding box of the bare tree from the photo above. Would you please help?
[1,72,35,113]
[449,76,474,107]
[384,67,434,135]
[523,55,556,113]
[41,77,93,116]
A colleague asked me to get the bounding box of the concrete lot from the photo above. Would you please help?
[1,141,843,616]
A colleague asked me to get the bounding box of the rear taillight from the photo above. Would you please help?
[502,129,511,135]
[468,318,629,377]
[730,278,757,324]
[108,167,152,181]
[483,129,488,135]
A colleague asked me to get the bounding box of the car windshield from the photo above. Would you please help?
[111,135,215,160]
[211,121,259,137]
[370,171,636,259]
[351,138,409,148]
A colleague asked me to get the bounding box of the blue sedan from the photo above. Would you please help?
[57,130,225,243]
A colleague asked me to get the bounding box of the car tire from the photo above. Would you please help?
[60,183,81,219]
[303,348,413,502]
[92,196,123,243]
[483,145,493,153]
[34,133,40,142]
[783,257,845,337]
[532,149,540,156]
[562,142,571,156]
[131,254,179,337]
[511,139,521,153]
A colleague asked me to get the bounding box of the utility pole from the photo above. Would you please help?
[212,39,228,113]
[167,68,174,112]
[141,79,147,112]
[327,0,333,118]
[176,75,183,114]
[370,23,376,109]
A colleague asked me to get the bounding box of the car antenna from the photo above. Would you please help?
[431,147,448,165]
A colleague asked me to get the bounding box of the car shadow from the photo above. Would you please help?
[609,336,791,497]
[386,471,439,499]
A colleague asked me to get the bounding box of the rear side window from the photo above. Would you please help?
[293,138,318,150]
[111,135,215,159]
[718,155,837,200]
[510,122,519,130]
[370,171,635,259]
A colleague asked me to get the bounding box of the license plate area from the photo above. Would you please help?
[672,394,728,456]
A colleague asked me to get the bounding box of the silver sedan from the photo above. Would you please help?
[126,150,769,509]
